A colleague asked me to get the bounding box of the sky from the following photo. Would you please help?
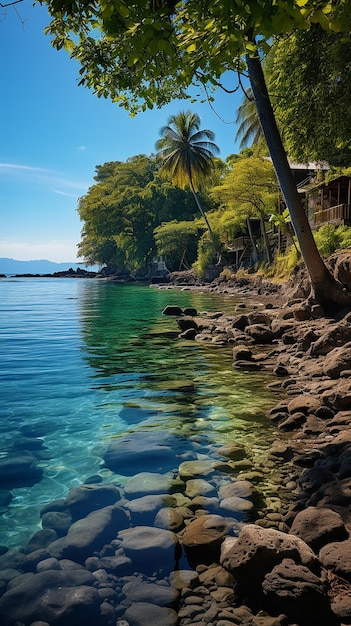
[0,1,245,263]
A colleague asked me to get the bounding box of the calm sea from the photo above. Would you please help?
[0,278,277,549]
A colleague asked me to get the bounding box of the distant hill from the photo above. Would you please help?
[0,258,99,275]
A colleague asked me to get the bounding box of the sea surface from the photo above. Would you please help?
[0,277,278,549]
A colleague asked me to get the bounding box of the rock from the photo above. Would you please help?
[248,312,273,326]
[319,538,351,579]
[122,578,179,607]
[25,529,58,553]
[124,602,178,626]
[289,507,348,551]
[0,569,98,626]
[245,324,273,344]
[64,483,121,519]
[287,394,322,415]
[220,525,319,588]
[103,431,180,475]
[0,452,43,489]
[41,510,72,536]
[185,478,216,498]
[232,345,253,361]
[217,444,247,462]
[179,514,229,566]
[219,495,254,519]
[232,314,249,331]
[124,494,176,524]
[117,526,179,572]
[309,322,351,356]
[323,343,351,378]
[331,591,351,623]
[125,472,175,498]
[162,305,183,316]
[154,507,187,531]
[169,569,200,590]
[262,558,335,626]
[20,549,51,572]
[177,316,198,331]
[60,504,129,561]
[218,479,256,500]
[178,459,216,480]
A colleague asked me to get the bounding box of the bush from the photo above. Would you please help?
[314,224,351,257]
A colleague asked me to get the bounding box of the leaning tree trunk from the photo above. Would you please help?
[246,51,351,310]
[188,174,218,254]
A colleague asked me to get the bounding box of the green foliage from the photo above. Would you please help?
[153,220,199,270]
[314,224,351,257]
[193,235,217,278]
[267,24,351,166]
[77,152,219,272]
[42,1,351,115]
[267,244,302,278]
[156,110,219,191]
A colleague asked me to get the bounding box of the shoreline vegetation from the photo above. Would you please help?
[1,269,351,624]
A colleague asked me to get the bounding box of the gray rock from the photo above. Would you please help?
[169,569,200,590]
[124,601,178,626]
[124,494,176,524]
[178,459,216,480]
[117,526,179,572]
[124,471,174,497]
[323,343,351,378]
[319,538,351,579]
[41,510,72,536]
[61,504,129,561]
[290,506,348,551]
[64,483,121,518]
[154,507,186,531]
[220,525,319,587]
[219,495,254,519]
[104,431,180,475]
[245,324,273,344]
[218,479,256,500]
[122,579,179,607]
[185,478,216,498]
[262,558,335,626]
[0,569,98,626]
[0,452,43,489]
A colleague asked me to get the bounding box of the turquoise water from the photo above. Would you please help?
[0,278,277,548]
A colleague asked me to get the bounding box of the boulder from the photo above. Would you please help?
[60,504,129,561]
[124,494,176,525]
[319,538,351,580]
[309,322,351,356]
[0,569,98,626]
[124,601,178,626]
[117,526,179,572]
[124,472,173,498]
[289,507,348,551]
[122,578,179,607]
[179,514,229,565]
[262,558,335,626]
[162,305,183,316]
[323,343,351,379]
[103,431,180,475]
[287,395,322,415]
[245,324,273,344]
[220,525,319,588]
[0,452,43,489]
[64,483,121,519]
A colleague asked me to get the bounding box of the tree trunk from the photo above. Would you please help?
[258,210,272,264]
[247,218,259,263]
[246,51,351,310]
[189,176,218,254]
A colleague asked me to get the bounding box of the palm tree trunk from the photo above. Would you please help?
[258,210,272,264]
[246,51,351,309]
[188,172,217,253]
[247,218,259,263]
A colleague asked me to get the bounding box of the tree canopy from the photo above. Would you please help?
[266,24,351,167]
[42,0,351,114]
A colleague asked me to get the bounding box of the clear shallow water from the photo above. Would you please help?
[0,278,277,548]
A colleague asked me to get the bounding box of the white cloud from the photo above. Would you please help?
[0,162,89,193]
[0,239,80,263]
[77,145,87,151]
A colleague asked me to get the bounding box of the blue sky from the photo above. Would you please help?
[0,1,245,262]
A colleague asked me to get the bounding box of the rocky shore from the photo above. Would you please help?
[1,268,351,626]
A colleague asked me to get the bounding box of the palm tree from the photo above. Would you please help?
[234,88,264,149]
[155,110,219,248]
